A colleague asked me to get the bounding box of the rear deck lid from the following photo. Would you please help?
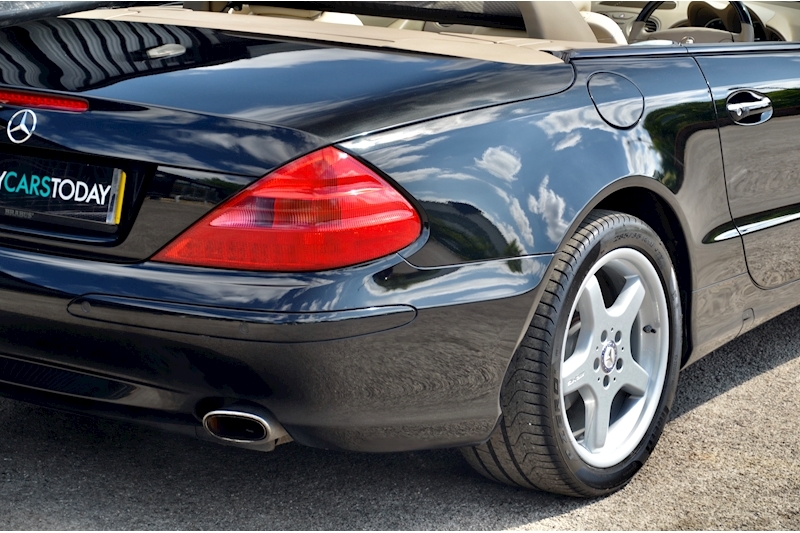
[0,13,574,260]
[0,13,574,140]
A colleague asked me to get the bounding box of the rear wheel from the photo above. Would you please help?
[463,210,682,497]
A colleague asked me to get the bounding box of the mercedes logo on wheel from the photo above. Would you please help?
[601,341,618,373]
[7,109,37,144]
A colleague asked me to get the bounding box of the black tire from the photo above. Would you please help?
[462,210,682,497]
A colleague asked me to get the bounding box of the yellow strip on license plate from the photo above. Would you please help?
[106,169,126,225]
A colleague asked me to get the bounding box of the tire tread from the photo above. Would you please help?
[461,210,657,497]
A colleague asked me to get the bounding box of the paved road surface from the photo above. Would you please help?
[1,307,799,529]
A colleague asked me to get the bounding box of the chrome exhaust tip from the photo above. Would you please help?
[202,405,287,444]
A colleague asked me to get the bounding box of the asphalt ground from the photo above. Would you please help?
[1,306,799,530]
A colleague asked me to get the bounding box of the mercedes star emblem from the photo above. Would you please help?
[7,109,37,144]
[601,342,618,373]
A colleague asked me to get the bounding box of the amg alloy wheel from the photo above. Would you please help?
[463,210,682,497]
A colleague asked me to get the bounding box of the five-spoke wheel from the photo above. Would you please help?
[462,210,682,497]
[561,247,669,468]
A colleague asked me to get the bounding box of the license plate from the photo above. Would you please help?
[0,154,125,225]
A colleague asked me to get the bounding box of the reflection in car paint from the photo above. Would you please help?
[348,57,726,285]
[528,176,570,243]
[0,245,549,313]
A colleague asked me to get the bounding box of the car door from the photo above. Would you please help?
[693,43,800,288]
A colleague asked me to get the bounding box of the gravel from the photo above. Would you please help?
[1,306,799,530]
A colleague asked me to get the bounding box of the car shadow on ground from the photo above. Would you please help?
[670,305,800,421]
[1,306,799,530]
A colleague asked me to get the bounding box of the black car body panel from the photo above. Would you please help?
[346,54,737,279]
[346,54,749,363]
[694,50,800,289]
[1,5,800,456]
[0,242,548,451]
[0,16,573,262]
[0,17,575,139]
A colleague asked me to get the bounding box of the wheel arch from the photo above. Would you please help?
[476,206,685,496]
[565,177,693,365]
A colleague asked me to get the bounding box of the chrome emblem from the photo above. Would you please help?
[601,342,617,373]
[7,109,37,144]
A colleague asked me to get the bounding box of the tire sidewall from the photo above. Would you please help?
[550,216,682,495]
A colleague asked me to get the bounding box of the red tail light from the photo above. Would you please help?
[0,89,88,112]
[152,147,422,272]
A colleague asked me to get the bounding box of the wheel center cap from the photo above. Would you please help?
[601,341,617,373]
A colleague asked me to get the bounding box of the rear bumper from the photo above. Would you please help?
[0,247,550,452]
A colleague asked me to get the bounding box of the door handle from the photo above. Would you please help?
[727,98,771,119]
[726,91,773,125]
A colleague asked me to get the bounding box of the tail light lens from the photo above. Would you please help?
[152,147,422,272]
[0,89,88,112]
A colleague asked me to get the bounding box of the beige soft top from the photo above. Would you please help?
[65,5,613,66]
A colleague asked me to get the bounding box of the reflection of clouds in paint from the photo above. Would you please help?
[96,106,204,125]
[343,107,503,152]
[508,197,534,246]
[536,104,664,178]
[622,132,661,177]
[535,105,616,154]
[528,176,569,243]
[483,184,533,249]
[495,221,524,251]
[475,146,521,182]
[291,282,344,312]
[235,99,361,124]
[554,132,581,151]
[392,167,439,183]
[613,89,710,176]
[440,171,478,181]
[593,98,644,128]
[589,74,621,87]
[177,130,303,168]
[365,136,448,170]
[392,167,478,183]
[511,106,536,115]
[535,105,616,137]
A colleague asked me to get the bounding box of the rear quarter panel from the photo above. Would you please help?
[345,53,748,365]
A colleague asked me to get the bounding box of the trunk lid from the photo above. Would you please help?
[0,15,574,261]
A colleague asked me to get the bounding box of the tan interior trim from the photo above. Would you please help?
[519,1,597,42]
[64,5,614,65]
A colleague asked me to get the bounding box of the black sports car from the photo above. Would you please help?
[0,0,796,497]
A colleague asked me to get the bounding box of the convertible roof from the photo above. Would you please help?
[239,1,528,30]
[0,1,525,30]
[67,4,612,65]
